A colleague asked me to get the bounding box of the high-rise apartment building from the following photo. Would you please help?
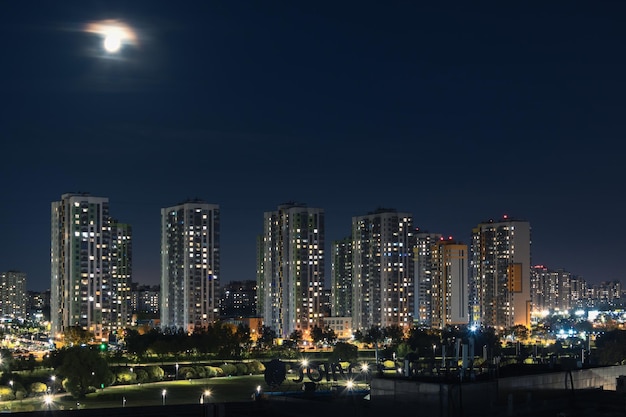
[413,230,442,327]
[470,216,531,329]
[331,236,352,318]
[130,284,161,314]
[259,203,325,338]
[160,200,220,333]
[430,238,469,329]
[0,271,27,319]
[51,193,129,341]
[111,222,132,332]
[531,265,573,312]
[352,208,415,331]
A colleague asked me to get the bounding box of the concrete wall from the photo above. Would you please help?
[497,365,626,391]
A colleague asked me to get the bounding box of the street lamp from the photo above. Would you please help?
[162,389,166,405]
[175,363,179,380]
[44,394,52,409]
[50,375,56,394]
[201,389,211,404]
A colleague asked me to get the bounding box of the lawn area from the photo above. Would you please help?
[0,372,364,413]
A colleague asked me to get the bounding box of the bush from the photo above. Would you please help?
[178,366,196,379]
[145,366,165,382]
[116,371,138,385]
[194,366,206,378]
[220,363,237,376]
[247,360,265,374]
[235,363,248,375]
[136,369,149,383]
[205,366,223,377]
[29,382,48,395]
[0,386,14,401]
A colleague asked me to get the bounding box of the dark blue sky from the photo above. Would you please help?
[1,1,625,291]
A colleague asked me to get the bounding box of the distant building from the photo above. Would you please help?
[0,271,27,319]
[26,290,50,323]
[331,237,352,318]
[352,208,415,331]
[259,202,325,338]
[131,284,160,315]
[322,316,352,340]
[220,280,257,318]
[429,238,469,328]
[531,265,573,312]
[51,193,131,341]
[413,230,443,327]
[111,222,133,331]
[470,216,531,329]
[160,200,220,333]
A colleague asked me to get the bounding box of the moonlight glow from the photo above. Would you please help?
[85,19,138,53]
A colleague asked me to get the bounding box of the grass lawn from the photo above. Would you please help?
[0,372,365,413]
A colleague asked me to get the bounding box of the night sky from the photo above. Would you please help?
[1,2,625,292]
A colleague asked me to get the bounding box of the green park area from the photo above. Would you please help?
[1,373,274,413]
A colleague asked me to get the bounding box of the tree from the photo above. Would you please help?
[288,329,303,344]
[63,326,93,346]
[383,325,405,346]
[56,346,113,398]
[258,326,277,348]
[311,325,324,344]
[331,342,358,363]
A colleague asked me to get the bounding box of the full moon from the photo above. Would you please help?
[103,32,122,53]
[85,20,138,54]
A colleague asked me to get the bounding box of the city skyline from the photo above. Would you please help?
[2,2,625,291]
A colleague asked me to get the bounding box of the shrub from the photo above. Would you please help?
[205,366,223,377]
[247,360,265,374]
[194,366,207,378]
[178,366,196,379]
[235,363,248,375]
[220,363,237,376]
[29,382,48,395]
[145,366,165,382]
[136,369,149,383]
[116,371,138,384]
[0,386,15,401]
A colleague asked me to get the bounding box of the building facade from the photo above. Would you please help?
[111,222,132,332]
[331,236,352,318]
[160,200,220,333]
[259,203,325,338]
[352,208,415,331]
[220,280,257,319]
[413,231,442,327]
[51,193,128,341]
[430,238,469,328]
[470,216,531,329]
[0,271,27,319]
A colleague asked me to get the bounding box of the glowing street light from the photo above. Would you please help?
[161,389,166,405]
[200,389,211,404]
[44,394,52,409]
[175,363,179,380]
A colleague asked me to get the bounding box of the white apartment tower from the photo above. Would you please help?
[352,208,414,331]
[51,193,116,341]
[430,238,469,329]
[470,216,531,329]
[161,200,220,333]
[260,203,325,338]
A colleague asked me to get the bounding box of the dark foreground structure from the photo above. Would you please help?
[6,387,626,417]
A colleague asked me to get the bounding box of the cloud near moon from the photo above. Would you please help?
[84,19,138,52]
